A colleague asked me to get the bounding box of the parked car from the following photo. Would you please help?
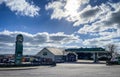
[106,57,119,65]
[8,59,15,63]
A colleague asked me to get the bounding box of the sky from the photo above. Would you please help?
[0,0,120,55]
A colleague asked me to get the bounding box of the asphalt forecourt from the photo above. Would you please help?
[0,63,120,77]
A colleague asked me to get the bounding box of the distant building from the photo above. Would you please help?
[65,52,78,62]
[36,47,78,63]
[36,47,65,63]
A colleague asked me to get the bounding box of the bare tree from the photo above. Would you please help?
[106,44,117,61]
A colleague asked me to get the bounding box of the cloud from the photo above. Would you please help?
[0,0,4,4]
[78,2,120,34]
[46,0,120,28]
[0,0,40,17]
[80,6,100,18]
[49,32,79,44]
[45,0,118,27]
[77,3,120,48]
[82,29,120,47]
[104,8,120,28]
[45,0,89,26]
[73,5,101,26]
[0,30,80,55]
[77,24,116,34]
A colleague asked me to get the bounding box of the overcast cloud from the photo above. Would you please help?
[0,30,80,55]
[0,0,40,17]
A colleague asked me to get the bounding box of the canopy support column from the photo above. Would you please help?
[93,52,98,63]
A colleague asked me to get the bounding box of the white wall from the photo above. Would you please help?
[37,48,55,61]
[55,55,64,62]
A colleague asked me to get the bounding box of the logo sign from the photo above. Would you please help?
[15,34,23,65]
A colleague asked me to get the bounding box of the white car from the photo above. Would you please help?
[8,59,15,63]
